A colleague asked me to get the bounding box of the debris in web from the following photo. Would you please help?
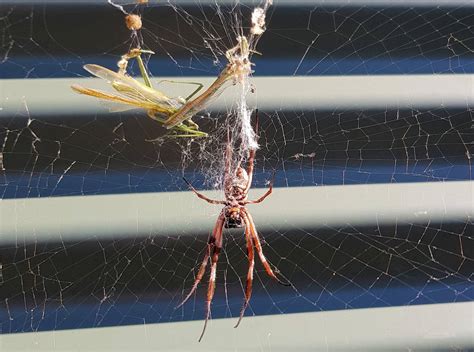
[232,0,272,153]
[251,1,271,35]
[125,14,142,31]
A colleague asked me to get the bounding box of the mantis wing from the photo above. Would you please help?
[71,84,160,111]
[83,64,182,111]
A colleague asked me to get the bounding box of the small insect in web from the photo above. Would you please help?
[177,111,290,341]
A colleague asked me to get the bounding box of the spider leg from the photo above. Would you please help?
[243,109,259,194]
[245,168,275,204]
[243,209,290,286]
[176,213,225,310]
[245,183,272,204]
[176,245,211,310]
[223,127,233,191]
[183,177,225,205]
[234,215,255,328]
[243,149,256,194]
[199,214,225,342]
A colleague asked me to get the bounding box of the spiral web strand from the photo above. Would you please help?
[0,1,472,348]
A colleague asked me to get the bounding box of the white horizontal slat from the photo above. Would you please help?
[2,75,474,118]
[1,181,472,244]
[2,302,473,351]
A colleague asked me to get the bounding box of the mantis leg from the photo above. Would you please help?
[185,118,200,130]
[135,54,153,89]
[120,48,155,88]
[157,80,204,101]
[156,80,205,130]
[147,111,207,138]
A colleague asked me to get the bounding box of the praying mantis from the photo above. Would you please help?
[72,36,253,138]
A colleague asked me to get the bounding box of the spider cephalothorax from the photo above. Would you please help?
[223,167,249,228]
[178,122,288,341]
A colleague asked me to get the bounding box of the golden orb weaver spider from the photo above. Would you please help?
[177,111,289,341]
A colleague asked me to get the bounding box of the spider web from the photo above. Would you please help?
[1,0,473,346]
